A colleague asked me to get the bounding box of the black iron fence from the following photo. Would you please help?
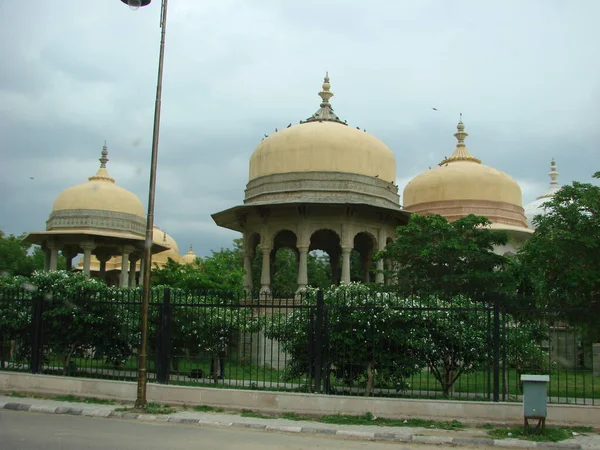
[0,286,597,405]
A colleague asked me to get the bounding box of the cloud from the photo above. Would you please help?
[1,0,599,258]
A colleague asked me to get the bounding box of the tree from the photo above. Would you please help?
[0,271,135,375]
[0,231,61,277]
[519,172,600,338]
[377,214,511,299]
[520,172,600,304]
[152,258,204,290]
[262,284,426,396]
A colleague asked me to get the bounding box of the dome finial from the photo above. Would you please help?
[88,142,115,183]
[440,116,482,165]
[537,158,561,199]
[100,141,109,168]
[549,158,559,186]
[300,72,346,125]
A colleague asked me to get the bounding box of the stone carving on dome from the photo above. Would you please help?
[245,171,400,209]
[47,209,146,236]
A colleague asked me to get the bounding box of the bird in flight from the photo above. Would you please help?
[432,108,438,111]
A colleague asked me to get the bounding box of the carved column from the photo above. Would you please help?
[80,241,96,278]
[296,246,309,293]
[95,251,111,283]
[47,241,61,271]
[375,229,386,284]
[341,247,352,285]
[42,245,50,271]
[120,245,135,287]
[129,255,139,288]
[243,251,253,293]
[260,247,272,295]
[138,253,146,286]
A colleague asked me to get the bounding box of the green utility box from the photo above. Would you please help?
[521,374,550,433]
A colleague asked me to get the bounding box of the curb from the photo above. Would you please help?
[0,401,583,449]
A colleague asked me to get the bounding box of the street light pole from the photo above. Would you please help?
[119,0,169,408]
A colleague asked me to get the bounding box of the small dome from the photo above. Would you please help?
[524,159,561,229]
[248,74,396,184]
[152,225,181,265]
[52,144,144,218]
[403,119,527,228]
[180,245,199,265]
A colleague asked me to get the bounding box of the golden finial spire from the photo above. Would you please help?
[89,142,115,182]
[440,116,482,165]
[301,72,346,125]
[99,141,109,168]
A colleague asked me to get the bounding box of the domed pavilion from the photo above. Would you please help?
[78,224,197,285]
[403,118,533,254]
[212,74,409,293]
[24,144,169,286]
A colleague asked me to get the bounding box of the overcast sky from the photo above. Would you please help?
[1,0,598,258]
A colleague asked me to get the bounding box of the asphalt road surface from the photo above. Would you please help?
[0,409,495,449]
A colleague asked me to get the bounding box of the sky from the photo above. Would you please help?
[0,0,598,258]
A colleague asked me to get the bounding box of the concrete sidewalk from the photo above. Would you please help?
[1,395,597,449]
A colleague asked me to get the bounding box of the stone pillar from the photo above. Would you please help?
[62,249,76,271]
[138,254,145,286]
[42,246,50,271]
[120,245,134,288]
[128,256,139,288]
[593,343,600,377]
[48,241,61,271]
[296,246,309,293]
[341,247,352,285]
[95,251,111,283]
[243,251,253,293]
[80,241,96,278]
[260,247,272,294]
[375,229,386,284]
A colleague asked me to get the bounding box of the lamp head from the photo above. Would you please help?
[120,0,151,10]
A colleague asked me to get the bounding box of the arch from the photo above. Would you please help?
[273,229,298,251]
[309,228,341,254]
[310,229,341,285]
[245,231,261,254]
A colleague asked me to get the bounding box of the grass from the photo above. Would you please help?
[115,403,177,415]
[4,358,598,402]
[486,425,593,442]
[193,405,224,413]
[239,409,466,430]
[7,392,116,405]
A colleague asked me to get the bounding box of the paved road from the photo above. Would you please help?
[0,409,495,450]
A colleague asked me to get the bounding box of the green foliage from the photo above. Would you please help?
[151,258,204,290]
[151,246,243,292]
[0,231,64,277]
[378,214,510,299]
[415,295,490,396]
[261,283,546,397]
[519,172,600,337]
[1,271,137,374]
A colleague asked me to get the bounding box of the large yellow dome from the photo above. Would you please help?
[52,145,144,218]
[248,74,396,184]
[403,120,527,228]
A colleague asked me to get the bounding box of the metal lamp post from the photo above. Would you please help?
[119,0,169,408]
